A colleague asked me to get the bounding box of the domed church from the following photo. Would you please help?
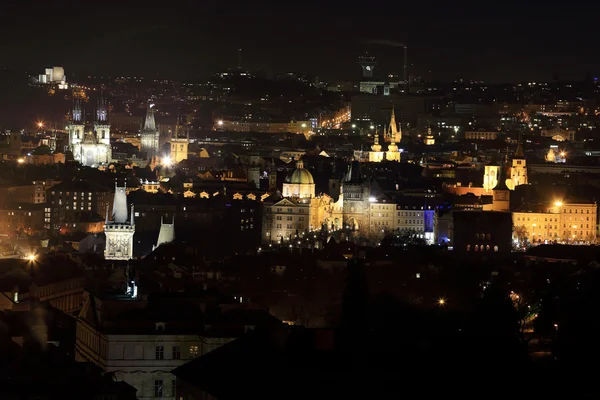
[282,160,315,198]
[262,158,334,243]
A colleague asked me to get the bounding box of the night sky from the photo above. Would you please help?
[3,0,600,83]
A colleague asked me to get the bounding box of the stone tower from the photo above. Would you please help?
[509,134,528,190]
[104,183,135,261]
[169,116,189,164]
[140,102,160,161]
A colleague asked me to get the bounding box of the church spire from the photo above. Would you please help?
[97,96,108,122]
[514,133,525,159]
[143,102,157,131]
[72,98,82,123]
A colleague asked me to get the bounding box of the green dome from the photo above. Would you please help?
[285,160,314,185]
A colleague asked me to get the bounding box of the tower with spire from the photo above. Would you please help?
[67,98,84,148]
[140,101,160,162]
[153,216,175,251]
[169,114,190,164]
[104,182,135,261]
[368,132,384,162]
[94,95,110,147]
[68,96,112,167]
[385,107,402,144]
[508,133,528,190]
[492,155,511,212]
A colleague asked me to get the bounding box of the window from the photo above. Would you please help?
[156,346,164,360]
[155,380,163,397]
[172,345,181,360]
[171,378,177,397]
[190,345,199,358]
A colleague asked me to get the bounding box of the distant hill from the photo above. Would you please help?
[0,68,70,131]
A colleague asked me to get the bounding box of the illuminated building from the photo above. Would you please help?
[368,134,384,162]
[140,102,160,161]
[68,98,112,167]
[384,108,401,162]
[169,118,190,164]
[262,160,334,243]
[104,184,135,261]
[483,165,500,191]
[513,201,597,244]
[508,135,528,190]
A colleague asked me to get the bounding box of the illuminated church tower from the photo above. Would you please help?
[104,183,135,261]
[385,107,402,144]
[67,99,84,148]
[385,107,401,162]
[169,116,189,164]
[368,133,384,162]
[94,97,111,147]
[68,97,112,167]
[140,102,160,161]
[508,134,528,190]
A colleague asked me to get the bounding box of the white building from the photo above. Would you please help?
[75,291,232,400]
[68,98,112,167]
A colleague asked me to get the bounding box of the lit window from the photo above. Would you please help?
[189,345,199,358]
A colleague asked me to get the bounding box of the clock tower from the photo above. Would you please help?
[104,183,135,261]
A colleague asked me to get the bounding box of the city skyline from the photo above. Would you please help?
[3,1,600,82]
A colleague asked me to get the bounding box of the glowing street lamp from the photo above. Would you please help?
[37,122,44,129]
[438,297,446,306]
[162,156,172,167]
[217,120,224,126]
[554,201,563,207]
[351,124,356,128]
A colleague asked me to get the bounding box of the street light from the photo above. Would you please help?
[37,122,44,129]
[351,124,356,129]
[370,125,375,130]
[217,120,224,126]
[438,297,446,306]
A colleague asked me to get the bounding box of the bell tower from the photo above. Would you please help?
[170,115,190,164]
[509,134,528,190]
[104,182,135,261]
[68,99,85,148]
[94,95,111,147]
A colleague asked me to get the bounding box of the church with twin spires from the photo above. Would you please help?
[355,107,402,162]
[67,98,112,167]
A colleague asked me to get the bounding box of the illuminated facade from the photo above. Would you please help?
[169,119,189,164]
[140,102,160,161]
[104,184,135,261]
[483,165,500,191]
[368,134,384,162]
[513,202,597,244]
[508,136,528,190]
[263,161,334,243]
[68,98,112,167]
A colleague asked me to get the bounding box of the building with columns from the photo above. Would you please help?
[104,184,135,261]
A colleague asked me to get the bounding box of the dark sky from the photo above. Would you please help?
[3,0,600,83]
